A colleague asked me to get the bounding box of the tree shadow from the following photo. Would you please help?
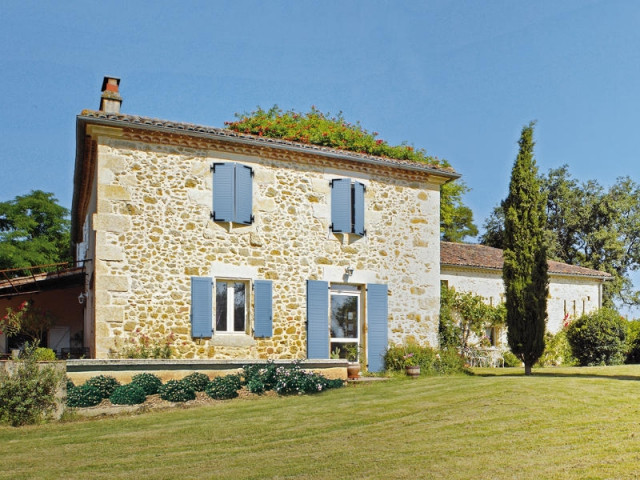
[471,369,640,382]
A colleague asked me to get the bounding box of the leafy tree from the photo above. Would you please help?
[502,123,548,375]
[440,180,478,242]
[0,190,71,272]
[481,167,640,307]
[227,106,478,241]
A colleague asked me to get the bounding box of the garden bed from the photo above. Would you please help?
[72,387,279,417]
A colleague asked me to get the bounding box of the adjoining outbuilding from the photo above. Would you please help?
[440,241,611,339]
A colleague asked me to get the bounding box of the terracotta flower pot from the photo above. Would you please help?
[347,363,361,379]
[405,365,420,378]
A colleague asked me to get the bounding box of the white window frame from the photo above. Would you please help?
[215,279,250,334]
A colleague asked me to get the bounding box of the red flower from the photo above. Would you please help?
[376,139,383,145]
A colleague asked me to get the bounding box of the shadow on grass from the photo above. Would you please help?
[470,367,640,382]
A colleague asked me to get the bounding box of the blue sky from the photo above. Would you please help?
[2,0,639,297]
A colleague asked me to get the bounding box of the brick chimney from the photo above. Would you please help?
[99,76,122,113]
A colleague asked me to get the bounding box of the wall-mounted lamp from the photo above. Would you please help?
[345,266,354,277]
[78,292,87,304]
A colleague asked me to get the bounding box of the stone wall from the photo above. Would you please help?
[81,130,443,359]
[441,266,604,334]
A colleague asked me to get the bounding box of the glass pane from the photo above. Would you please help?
[233,282,246,332]
[330,294,358,339]
[216,282,227,331]
[330,342,359,361]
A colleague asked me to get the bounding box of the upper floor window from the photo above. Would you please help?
[212,162,254,225]
[330,178,365,236]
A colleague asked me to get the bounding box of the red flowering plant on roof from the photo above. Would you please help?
[225,105,445,166]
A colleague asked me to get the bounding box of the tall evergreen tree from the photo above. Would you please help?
[503,123,548,375]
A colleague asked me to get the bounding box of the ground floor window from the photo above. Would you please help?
[330,285,360,361]
[215,280,247,333]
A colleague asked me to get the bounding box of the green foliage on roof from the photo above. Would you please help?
[225,106,446,167]
[225,105,477,241]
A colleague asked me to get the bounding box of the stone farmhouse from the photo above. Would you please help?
[68,77,459,371]
[440,241,611,343]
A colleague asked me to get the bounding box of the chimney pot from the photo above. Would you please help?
[99,76,122,113]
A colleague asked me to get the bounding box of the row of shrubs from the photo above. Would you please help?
[385,307,640,371]
[66,362,344,408]
[384,345,468,375]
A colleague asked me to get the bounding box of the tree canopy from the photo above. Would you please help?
[0,190,71,272]
[481,165,640,308]
[502,123,548,375]
[226,106,478,242]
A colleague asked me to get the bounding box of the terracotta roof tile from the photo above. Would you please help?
[441,242,612,279]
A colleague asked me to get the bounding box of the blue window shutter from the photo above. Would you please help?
[191,277,213,338]
[331,178,352,233]
[353,181,365,236]
[212,163,234,222]
[367,283,388,372]
[254,280,273,337]
[234,164,253,225]
[307,280,329,359]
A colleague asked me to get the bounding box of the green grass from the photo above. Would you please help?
[4,366,640,479]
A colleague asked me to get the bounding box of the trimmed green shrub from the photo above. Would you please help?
[66,377,75,391]
[32,347,56,362]
[536,330,577,367]
[433,348,467,374]
[273,363,343,395]
[85,375,121,399]
[242,362,279,393]
[502,350,521,368]
[182,372,210,392]
[159,380,195,402]
[66,384,102,408]
[0,354,64,426]
[625,320,640,364]
[130,373,163,395]
[566,308,628,366]
[109,384,147,405]
[205,375,242,400]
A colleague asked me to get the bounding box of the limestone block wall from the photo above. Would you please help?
[547,276,603,333]
[441,267,604,334]
[80,132,443,359]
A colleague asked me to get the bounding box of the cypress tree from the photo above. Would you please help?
[503,122,549,375]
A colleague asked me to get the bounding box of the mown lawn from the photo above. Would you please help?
[4,366,640,479]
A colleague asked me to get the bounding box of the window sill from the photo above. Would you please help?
[209,334,256,348]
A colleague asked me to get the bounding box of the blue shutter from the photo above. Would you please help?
[353,181,365,236]
[254,280,273,337]
[307,280,329,359]
[234,164,253,225]
[331,178,352,233]
[212,163,234,222]
[367,284,388,372]
[191,277,213,338]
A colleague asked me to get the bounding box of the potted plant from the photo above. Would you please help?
[344,344,361,379]
[403,352,420,378]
